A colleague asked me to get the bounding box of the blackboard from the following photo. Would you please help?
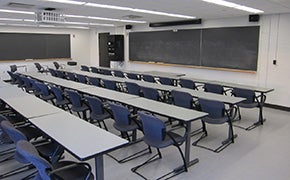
[0,33,71,60]
[129,26,260,71]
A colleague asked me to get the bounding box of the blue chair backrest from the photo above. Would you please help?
[76,74,87,84]
[65,89,82,107]
[171,90,193,109]
[90,67,99,73]
[179,79,197,89]
[232,88,255,103]
[109,103,131,126]
[81,65,90,72]
[125,82,140,96]
[142,74,155,83]
[114,70,125,78]
[103,79,117,90]
[34,63,42,72]
[66,72,76,81]
[35,82,50,96]
[126,73,139,80]
[102,69,112,76]
[141,86,159,101]
[7,71,17,82]
[138,112,166,142]
[88,77,100,87]
[159,77,174,86]
[53,62,60,69]
[16,140,52,180]
[10,65,17,72]
[55,70,65,78]
[29,79,41,92]
[14,73,24,85]
[198,98,225,119]
[204,83,224,94]
[21,76,33,88]
[1,121,28,143]
[85,95,104,115]
[50,86,64,101]
[48,68,57,77]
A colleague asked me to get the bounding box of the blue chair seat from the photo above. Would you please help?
[144,131,184,148]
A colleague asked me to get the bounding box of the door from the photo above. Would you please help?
[99,33,110,67]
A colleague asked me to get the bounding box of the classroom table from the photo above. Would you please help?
[124,97,208,171]
[1,94,61,119]
[0,81,12,88]
[30,112,128,180]
[142,70,185,78]
[182,76,274,129]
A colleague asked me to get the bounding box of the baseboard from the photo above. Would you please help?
[264,103,290,111]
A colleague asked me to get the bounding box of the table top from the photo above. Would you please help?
[142,70,185,78]
[181,76,274,93]
[2,94,61,118]
[30,112,128,161]
[174,87,245,105]
[81,86,139,103]
[0,85,29,99]
[125,97,207,122]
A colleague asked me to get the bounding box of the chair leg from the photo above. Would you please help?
[102,121,108,131]
[0,164,35,179]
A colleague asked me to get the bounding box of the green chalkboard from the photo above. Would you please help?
[129,26,259,71]
[0,33,71,60]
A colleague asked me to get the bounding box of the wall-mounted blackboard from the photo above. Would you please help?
[129,26,260,71]
[0,33,71,60]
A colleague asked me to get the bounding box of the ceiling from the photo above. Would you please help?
[0,0,290,29]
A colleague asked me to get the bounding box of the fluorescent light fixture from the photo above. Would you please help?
[85,2,195,19]
[43,0,86,5]
[89,22,114,27]
[24,19,35,22]
[0,9,35,15]
[65,14,146,23]
[202,0,264,13]
[0,18,23,21]
[62,26,90,29]
[64,21,88,25]
[8,24,36,27]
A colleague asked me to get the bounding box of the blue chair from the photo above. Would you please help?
[84,95,111,131]
[159,77,175,86]
[141,86,162,101]
[76,74,87,84]
[66,72,76,81]
[20,76,34,93]
[113,70,125,78]
[142,74,155,83]
[125,82,141,96]
[126,72,139,80]
[88,76,100,87]
[179,78,200,90]
[35,82,55,105]
[10,65,17,72]
[192,98,237,153]
[29,79,42,97]
[7,71,18,84]
[132,112,188,179]
[16,140,94,180]
[34,63,48,73]
[48,68,57,77]
[0,121,64,179]
[65,89,89,120]
[55,70,66,79]
[53,62,61,70]
[13,73,25,89]
[49,85,72,113]
[102,69,112,76]
[102,79,118,91]
[80,65,90,72]
[90,67,100,73]
[108,103,150,163]
[204,83,225,94]
[232,87,266,130]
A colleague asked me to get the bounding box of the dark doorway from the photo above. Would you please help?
[98,33,110,67]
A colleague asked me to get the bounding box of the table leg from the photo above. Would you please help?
[95,155,104,180]
[174,121,199,172]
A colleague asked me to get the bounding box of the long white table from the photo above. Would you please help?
[30,112,127,180]
[124,97,208,170]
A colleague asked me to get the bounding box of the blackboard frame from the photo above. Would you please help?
[0,33,71,61]
[129,26,260,72]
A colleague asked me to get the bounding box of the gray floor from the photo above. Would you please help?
[1,107,290,180]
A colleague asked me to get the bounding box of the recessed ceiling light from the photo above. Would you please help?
[202,0,264,14]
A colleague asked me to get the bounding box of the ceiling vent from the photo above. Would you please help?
[36,10,65,23]
[7,2,35,9]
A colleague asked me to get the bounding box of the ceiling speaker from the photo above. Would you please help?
[249,15,260,22]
